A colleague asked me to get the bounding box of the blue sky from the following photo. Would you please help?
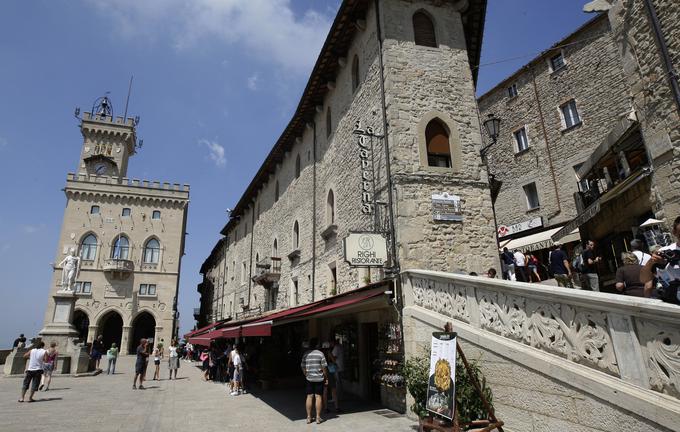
[0,0,591,347]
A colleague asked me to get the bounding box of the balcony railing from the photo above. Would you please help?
[103,258,134,278]
[252,257,281,284]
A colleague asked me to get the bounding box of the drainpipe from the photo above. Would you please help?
[529,65,562,219]
[311,120,317,302]
[247,207,255,308]
[374,0,399,277]
[642,0,680,115]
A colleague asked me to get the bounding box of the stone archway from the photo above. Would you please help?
[98,310,123,351]
[72,310,90,342]
[128,311,156,354]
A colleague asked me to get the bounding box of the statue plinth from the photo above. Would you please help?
[39,290,79,337]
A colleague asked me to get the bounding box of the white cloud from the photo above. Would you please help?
[199,139,226,167]
[22,224,45,234]
[247,73,260,91]
[84,0,335,75]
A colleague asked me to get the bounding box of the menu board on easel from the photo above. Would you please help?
[426,332,457,421]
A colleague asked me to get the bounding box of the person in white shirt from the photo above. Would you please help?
[631,239,652,266]
[19,341,47,403]
[513,250,528,282]
[230,345,243,396]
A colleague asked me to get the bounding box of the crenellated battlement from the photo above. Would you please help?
[66,172,190,194]
[82,111,135,127]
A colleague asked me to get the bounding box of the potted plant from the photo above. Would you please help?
[403,351,494,426]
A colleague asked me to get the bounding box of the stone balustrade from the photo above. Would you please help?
[401,269,680,400]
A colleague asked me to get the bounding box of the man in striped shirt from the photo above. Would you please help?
[301,338,328,424]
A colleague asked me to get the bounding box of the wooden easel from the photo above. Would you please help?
[418,323,504,432]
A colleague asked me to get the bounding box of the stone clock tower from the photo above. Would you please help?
[22,96,190,373]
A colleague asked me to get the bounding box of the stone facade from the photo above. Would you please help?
[197,0,498,324]
[41,108,189,354]
[604,0,680,222]
[477,14,632,234]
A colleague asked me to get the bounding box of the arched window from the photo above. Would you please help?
[80,234,98,261]
[327,189,335,226]
[111,235,130,260]
[352,55,360,92]
[143,238,160,264]
[293,220,300,250]
[256,253,260,263]
[413,11,437,47]
[326,107,332,138]
[426,119,451,167]
[295,154,301,179]
[275,180,280,202]
[273,239,278,257]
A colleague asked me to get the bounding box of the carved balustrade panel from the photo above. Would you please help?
[637,319,680,397]
[412,277,470,323]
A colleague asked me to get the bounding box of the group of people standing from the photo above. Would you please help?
[198,343,245,396]
[500,248,542,283]
[133,338,181,389]
[301,338,344,424]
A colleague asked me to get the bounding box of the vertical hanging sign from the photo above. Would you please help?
[427,332,457,420]
[354,120,374,215]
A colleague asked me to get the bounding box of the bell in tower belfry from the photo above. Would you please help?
[93,95,113,118]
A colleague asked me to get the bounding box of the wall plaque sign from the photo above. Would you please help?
[432,193,463,221]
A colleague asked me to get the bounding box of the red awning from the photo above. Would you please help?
[188,329,223,346]
[184,322,217,339]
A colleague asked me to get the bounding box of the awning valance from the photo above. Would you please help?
[576,118,639,180]
[500,227,580,253]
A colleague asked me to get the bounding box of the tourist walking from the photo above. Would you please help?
[13,333,27,349]
[500,247,515,280]
[200,349,210,381]
[152,344,163,380]
[549,244,573,288]
[133,338,150,390]
[230,345,243,396]
[168,339,180,379]
[513,249,528,282]
[527,254,541,282]
[39,342,58,391]
[301,338,328,424]
[91,335,104,370]
[615,252,652,297]
[631,239,652,265]
[106,343,119,375]
[19,341,47,403]
[581,240,602,291]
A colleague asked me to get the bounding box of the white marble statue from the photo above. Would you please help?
[59,248,81,291]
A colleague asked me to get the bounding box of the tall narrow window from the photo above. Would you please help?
[143,238,160,264]
[293,220,300,250]
[292,279,299,307]
[80,234,98,261]
[351,55,360,92]
[560,99,581,129]
[295,154,301,179]
[523,182,540,210]
[90,205,100,215]
[514,127,529,153]
[326,107,332,138]
[327,190,335,226]
[241,261,247,284]
[111,236,130,260]
[425,119,451,167]
[274,180,279,202]
[413,11,436,47]
[273,239,278,258]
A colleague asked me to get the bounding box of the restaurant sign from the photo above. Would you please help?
[497,217,543,238]
[354,120,375,215]
[344,232,388,267]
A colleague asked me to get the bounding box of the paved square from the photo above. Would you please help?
[0,356,416,432]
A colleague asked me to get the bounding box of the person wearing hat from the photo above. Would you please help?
[549,243,573,288]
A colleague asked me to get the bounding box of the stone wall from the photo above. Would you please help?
[478,15,631,231]
[201,0,499,320]
[606,0,680,222]
[401,269,680,431]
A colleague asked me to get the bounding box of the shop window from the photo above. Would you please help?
[90,205,100,215]
[413,11,436,47]
[425,119,451,167]
[523,182,540,210]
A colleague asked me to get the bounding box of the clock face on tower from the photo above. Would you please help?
[94,163,108,175]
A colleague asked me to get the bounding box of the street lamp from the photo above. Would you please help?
[481,113,501,157]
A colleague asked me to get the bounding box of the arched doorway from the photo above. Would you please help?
[72,310,89,342]
[98,310,123,351]
[129,311,156,354]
